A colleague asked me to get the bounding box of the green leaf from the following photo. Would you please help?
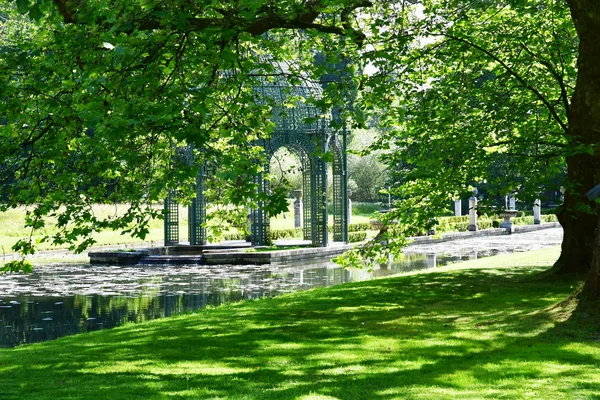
[28,3,43,21]
[16,0,29,14]
[321,151,335,163]
[1,259,32,274]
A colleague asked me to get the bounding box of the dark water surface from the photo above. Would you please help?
[0,229,562,347]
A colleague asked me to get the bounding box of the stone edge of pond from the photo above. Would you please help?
[408,222,561,246]
[87,223,561,266]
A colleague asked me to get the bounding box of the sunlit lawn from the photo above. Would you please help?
[0,201,375,253]
[0,204,169,253]
[1,247,598,399]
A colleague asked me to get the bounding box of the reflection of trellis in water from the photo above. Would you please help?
[164,72,348,247]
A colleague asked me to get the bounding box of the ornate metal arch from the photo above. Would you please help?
[257,134,331,247]
[164,67,348,248]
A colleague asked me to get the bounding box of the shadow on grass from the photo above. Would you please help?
[0,266,598,399]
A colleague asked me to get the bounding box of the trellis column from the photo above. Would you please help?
[302,164,312,241]
[311,156,328,247]
[164,191,179,246]
[188,166,207,245]
[251,170,270,246]
[332,137,348,243]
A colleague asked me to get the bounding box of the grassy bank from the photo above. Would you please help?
[1,247,599,399]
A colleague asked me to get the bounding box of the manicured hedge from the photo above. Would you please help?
[223,225,372,243]
[270,228,303,240]
[223,228,303,241]
[349,222,371,232]
[221,213,558,241]
[443,216,469,224]
[223,232,247,241]
[436,214,558,233]
[348,231,367,243]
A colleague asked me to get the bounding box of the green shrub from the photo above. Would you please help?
[435,218,452,233]
[223,232,246,241]
[436,217,506,232]
[443,215,469,224]
[542,207,557,215]
[225,213,558,243]
[348,222,371,232]
[224,228,303,242]
[348,231,367,243]
[512,216,534,225]
[477,220,494,230]
[270,228,303,240]
[327,222,373,234]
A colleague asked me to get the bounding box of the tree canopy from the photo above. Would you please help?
[345,0,578,261]
[0,0,374,269]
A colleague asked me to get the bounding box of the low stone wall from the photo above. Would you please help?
[408,222,561,246]
[203,243,356,265]
[88,222,562,266]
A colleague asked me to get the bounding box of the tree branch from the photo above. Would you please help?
[441,33,569,135]
[50,0,373,45]
[519,42,571,118]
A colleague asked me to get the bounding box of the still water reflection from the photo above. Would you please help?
[0,229,563,347]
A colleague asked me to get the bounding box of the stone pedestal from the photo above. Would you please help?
[348,189,353,225]
[246,210,252,242]
[508,194,516,210]
[468,196,478,231]
[454,199,462,216]
[500,210,518,233]
[533,199,541,224]
[293,190,303,228]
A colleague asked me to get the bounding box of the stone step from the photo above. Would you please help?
[139,255,206,265]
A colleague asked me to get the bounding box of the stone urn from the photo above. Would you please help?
[499,210,518,232]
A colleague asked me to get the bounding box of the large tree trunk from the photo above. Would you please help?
[581,213,600,301]
[554,172,596,275]
[562,0,600,294]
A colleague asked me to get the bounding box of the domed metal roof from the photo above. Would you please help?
[253,64,331,135]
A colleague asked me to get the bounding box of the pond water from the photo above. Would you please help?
[0,229,562,348]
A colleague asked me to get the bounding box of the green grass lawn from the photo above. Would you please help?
[0,204,172,253]
[1,247,599,399]
[1,202,375,253]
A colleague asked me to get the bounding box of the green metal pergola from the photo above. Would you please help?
[164,72,349,247]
